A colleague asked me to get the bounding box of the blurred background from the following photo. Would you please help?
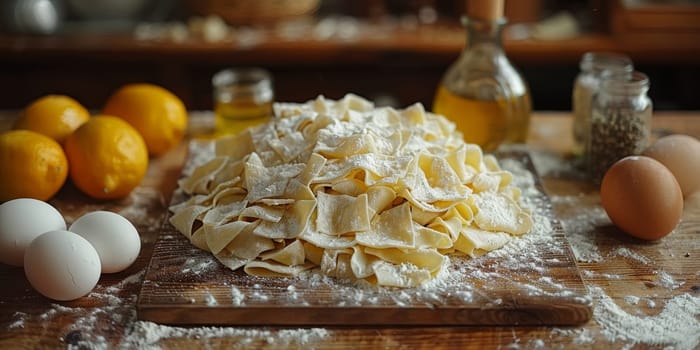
[0,0,698,111]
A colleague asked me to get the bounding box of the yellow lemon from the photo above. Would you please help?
[103,83,187,156]
[0,130,69,202]
[65,115,148,200]
[14,95,90,144]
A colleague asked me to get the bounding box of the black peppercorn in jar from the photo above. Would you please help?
[586,71,652,182]
[572,52,633,156]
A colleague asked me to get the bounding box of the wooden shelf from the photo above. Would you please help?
[0,17,698,110]
[2,22,698,65]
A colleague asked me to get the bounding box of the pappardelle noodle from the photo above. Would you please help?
[169,94,533,287]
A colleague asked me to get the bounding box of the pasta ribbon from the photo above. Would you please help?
[169,94,533,287]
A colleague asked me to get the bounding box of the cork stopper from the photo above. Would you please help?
[467,0,504,20]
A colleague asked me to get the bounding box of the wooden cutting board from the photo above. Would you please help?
[137,147,592,326]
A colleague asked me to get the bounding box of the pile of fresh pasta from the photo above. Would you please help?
[169,94,533,287]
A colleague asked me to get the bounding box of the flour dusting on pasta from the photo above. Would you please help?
[169,94,533,287]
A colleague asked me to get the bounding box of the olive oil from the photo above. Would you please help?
[506,93,532,144]
[212,67,273,136]
[433,86,531,151]
[433,86,507,151]
[214,97,272,136]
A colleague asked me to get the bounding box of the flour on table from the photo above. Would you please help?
[204,292,218,306]
[591,286,700,349]
[4,268,330,349]
[656,271,684,290]
[181,257,217,275]
[623,295,640,305]
[529,150,582,180]
[231,287,245,306]
[548,194,606,263]
[580,269,622,280]
[7,312,27,330]
[123,321,329,350]
[550,327,596,346]
[118,187,167,236]
[612,247,652,265]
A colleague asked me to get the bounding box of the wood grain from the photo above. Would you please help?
[137,149,592,326]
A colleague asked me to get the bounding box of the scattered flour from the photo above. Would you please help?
[624,295,640,305]
[181,257,218,275]
[549,194,607,263]
[123,321,329,350]
[231,287,245,305]
[550,327,595,346]
[529,150,582,180]
[612,247,652,265]
[580,270,623,280]
[5,269,330,349]
[7,312,27,330]
[204,292,218,306]
[656,271,684,290]
[117,187,167,234]
[590,286,700,349]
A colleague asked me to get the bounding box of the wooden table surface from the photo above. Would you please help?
[1,111,699,349]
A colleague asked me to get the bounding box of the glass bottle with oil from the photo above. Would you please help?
[433,0,531,151]
[212,67,274,136]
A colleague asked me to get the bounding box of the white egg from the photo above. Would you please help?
[0,198,66,266]
[69,211,141,273]
[24,230,101,301]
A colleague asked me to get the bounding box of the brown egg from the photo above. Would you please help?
[600,156,683,240]
[643,134,700,197]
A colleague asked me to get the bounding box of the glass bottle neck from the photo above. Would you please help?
[462,16,506,50]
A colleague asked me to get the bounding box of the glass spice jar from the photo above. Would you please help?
[572,52,633,156]
[586,71,652,183]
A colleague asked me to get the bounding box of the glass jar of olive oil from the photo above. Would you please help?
[433,0,531,151]
[212,67,274,136]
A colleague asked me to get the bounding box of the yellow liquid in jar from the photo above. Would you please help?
[504,92,531,144]
[215,98,272,136]
[433,86,531,151]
